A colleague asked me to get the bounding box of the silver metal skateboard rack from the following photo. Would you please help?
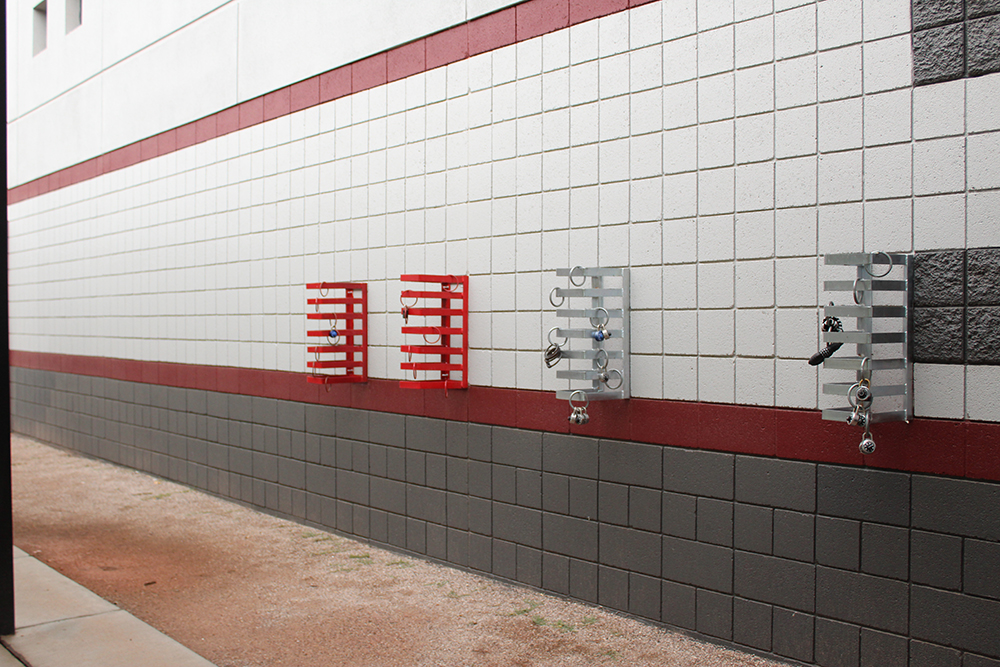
[549,267,630,404]
[820,252,912,440]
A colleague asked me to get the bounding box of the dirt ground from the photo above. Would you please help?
[10,434,789,667]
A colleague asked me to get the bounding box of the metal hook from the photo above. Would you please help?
[547,327,568,348]
[568,389,589,410]
[589,306,610,328]
[862,251,893,278]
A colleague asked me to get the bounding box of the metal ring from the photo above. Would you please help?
[422,327,442,345]
[442,275,460,292]
[847,381,862,409]
[852,277,865,305]
[863,251,893,278]
[859,355,871,380]
[602,368,623,390]
[594,348,609,370]
[589,306,610,328]
[568,389,589,409]
[569,266,586,287]
[400,293,418,308]
[327,328,343,346]
[549,287,565,308]
[547,327,567,348]
[319,284,329,298]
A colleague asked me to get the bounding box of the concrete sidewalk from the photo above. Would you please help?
[1,547,216,667]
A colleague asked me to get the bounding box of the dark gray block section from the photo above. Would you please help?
[912,586,1000,658]
[598,482,628,526]
[662,535,733,593]
[492,427,541,469]
[964,538,1000,600]
[369,412,405,447]
[773,608,814,664]
[773,509,814,562]
[629,572,660,620]
[542,512,598,561]
[663,448,733,499]
[696,498,733,547]
[967,307,1000,363]
[735,457,815,512]
[336,408,369,442]
[600,440,662,488]
[910,640,962,667]
[735,551,815,612]
[911,530,963,590]
[542,432,598,478]
[815,618,860,667]
[661,580,696,630]
[913,475,1000,540]
[968,248,1000,306]
[913,23,966,85]
[816,567,909,634]
[860,629,907,667]
[914,307,965,363]
[733,598,771,652]
[734,503,772,554]
[969,0,1000,18]
[630,486,661,532]
[861,523,909,580]
[662,491,697,539]
[969,15,1000,75]
[696,589,732,640]
[912,0,965,30]
[407,416,446,454]
[818,466,910,526]
[600,524,660,577]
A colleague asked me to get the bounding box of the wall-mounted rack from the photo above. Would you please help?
[546,267,629,423]
[305,282,368,384]
[819,252,912,453]
[399,274,469,390]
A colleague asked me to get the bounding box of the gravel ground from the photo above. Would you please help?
[11,434,790,667]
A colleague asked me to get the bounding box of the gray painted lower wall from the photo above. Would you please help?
[10,366,1000,667]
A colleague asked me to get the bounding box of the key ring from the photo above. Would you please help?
[594,348,609,370]
[442,275,460,292]
[547,327,567,348]
[423,327,442,345]
[549,287,565,308]
[319,284,330,298]
[863,251,893,278]
[568,390,589,410]
[847,378,871,409]
[601,368,623,390]
[400,294,418,309]
[569,266,586,287]
[589,306,610,328]
[859,355,871,381]
[853,277,865,305]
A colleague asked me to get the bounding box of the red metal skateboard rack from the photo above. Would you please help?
[306,282,368,384]
[399,274,468,390]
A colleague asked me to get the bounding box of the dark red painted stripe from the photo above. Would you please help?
[7,0,660,205]
[10,350,1000,483]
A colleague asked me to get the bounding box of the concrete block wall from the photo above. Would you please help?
[10,364,1000,666]
[7,0,1000,664]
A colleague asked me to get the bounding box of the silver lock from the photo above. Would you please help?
[859,437,876,455]
[568,390,590,425]
[855,384,872,405]
[847,406,868,428]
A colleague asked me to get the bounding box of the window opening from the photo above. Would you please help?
[33,1,47,55]
[66,0,81,33]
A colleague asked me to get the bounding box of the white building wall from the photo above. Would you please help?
[6,0,523,185]
[8,0,1000,422]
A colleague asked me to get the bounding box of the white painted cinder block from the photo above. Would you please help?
[967,72,1000,133]
[968,131,1000,191]
[966,366,1000,421]
[914,364,966,420]
[699,356,736,403]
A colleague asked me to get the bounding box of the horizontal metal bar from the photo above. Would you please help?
[554,308,624,319]
[306,312,365,320]
[555,369,623,381]
[306,375,366,385]
[400,362,465,371]
[822,357,907,371]
[822,407,909,424]
[400,345,463,355]
[401,326,464,335]
[306,329,364,337]
[824,253,910,266]
[307,345,365,353]
[400,290,466,300]
[555,389,626,401]
[824,305,907,318]
[553,288,623,298]
[307,360,365,369]
[306,297,365,305]
[406,307,464,317]
[399,380,467,389]
[560,350,624,360]
[824,279,908,292]
[555,267,626,277]
[554,328,623,339]
[824,331,906,344]
[305,282,366,290]
[822,382,908,398]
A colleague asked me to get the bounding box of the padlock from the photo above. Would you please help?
[855,384,872,405]
[401,306,409,323]
[847,406,868,428]
[568,406,590,425]
[591,325,611,342]
[859,437,876,455]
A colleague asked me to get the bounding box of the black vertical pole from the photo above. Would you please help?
[0,1,16,635]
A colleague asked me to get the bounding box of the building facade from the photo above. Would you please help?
[7,0,1000,664]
